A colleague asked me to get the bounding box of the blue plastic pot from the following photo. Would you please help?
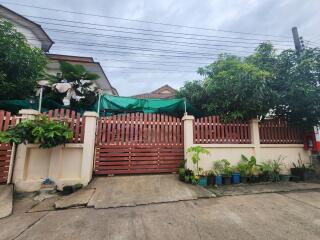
[232,173,240,184]
[215,175,222,186]
[198,176,207,186]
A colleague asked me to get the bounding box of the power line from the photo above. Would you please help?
[21,28,258,53]
[25,15,293,45]
[52,46,223,60]
[23,35,251,57]
[0,1,292,39]
[31,20,287,50]
[101,66,196,72]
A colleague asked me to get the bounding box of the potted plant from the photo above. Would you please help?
[184,169,192,183]
[178,168,185,182]
[231,166,241,184]
[238,155,258,183]
[279,171,291,182]
[207,170,215,186]
[291,154,316,181]
[213,160,224,186]
[187,146,209,185]
[259,161,273,182]
[250,165,261,183]
[270,156,285,182]
[198,170,208,186]
[221,159,232,185]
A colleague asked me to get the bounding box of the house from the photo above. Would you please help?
[132,85,177,99]
[0,4,118,95]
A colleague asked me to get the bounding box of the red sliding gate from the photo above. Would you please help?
[95,113,184,175]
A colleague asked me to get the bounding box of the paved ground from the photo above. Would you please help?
[0,185,13,218]
[88,174,214,208]
[1,190,320,240]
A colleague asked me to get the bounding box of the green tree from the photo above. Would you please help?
[198,54,272,121]
[0,19,47,100]
[178,43,320,128]
[272,48,320,129]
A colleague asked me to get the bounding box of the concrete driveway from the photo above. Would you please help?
[88,174,214,208]
[1,190,320,240]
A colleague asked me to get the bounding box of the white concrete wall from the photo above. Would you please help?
[183,115,311,173]
[12,110,98,192]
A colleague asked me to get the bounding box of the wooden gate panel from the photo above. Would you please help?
[0,110,17,183]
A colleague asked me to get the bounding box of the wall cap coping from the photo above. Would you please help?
[18,109,40,115]
[23,143,83,148]
[260,144,305,148]
[192,144,254,148]
[182,115,195,121]
[83,111,99,118]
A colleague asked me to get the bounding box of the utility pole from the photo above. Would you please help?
[292,27,305,54]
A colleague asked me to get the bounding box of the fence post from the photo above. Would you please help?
[182,115,194,169]
[249,119,261,161]
[80,111,98,186]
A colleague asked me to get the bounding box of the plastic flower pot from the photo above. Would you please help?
[280,174,291,182]
[240,176,248,183]
[222,175,232,185]
[231,173,240,184]
[198,176,207,186]
[215,175,222,186]
[184,175,190,183]
[207,175,215,186]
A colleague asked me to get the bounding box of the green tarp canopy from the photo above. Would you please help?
[95,95,199,117]
[0,95,199,117]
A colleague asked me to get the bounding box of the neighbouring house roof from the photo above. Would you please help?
[46,53,119,96]
[132,84,177,99]
[0,4,54,52]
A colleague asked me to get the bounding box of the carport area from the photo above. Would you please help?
[88,174,214,208]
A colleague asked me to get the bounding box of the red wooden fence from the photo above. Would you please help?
[96,113,183,145]
[95,113,184,175]
[259,118,303,144]
[0,111,17,183]
[46,109,85,143]
[194,116,251,144]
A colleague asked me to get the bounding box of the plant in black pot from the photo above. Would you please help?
[184,169,192,183]
[178,168,185,182]
[270,156,285,182]
[250,165,261,183]
[207,170,215,186]
[221,159,232,185]
[237,160,249,184]
[291,154,316,181]
[259,161,273,182]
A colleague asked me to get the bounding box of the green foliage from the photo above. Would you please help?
[0,116,73,148]
[178,42,320,128]
[212,160,224,176]
[272,48,320,129]
[0,19,47,100]
[187,146,209,174]
[237,155,257,176]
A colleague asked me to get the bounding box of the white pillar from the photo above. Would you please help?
[182,115,195,169]
[18,109,40,120]
[80,111,98,186]
[249,119,261,162]
[12,109,41,191]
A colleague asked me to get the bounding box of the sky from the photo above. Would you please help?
[1,0,320,96]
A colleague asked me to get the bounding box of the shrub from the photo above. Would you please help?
[0,115,73,148]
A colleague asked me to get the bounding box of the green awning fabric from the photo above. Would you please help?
[95,95,199,116]
[0,95,199,117]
